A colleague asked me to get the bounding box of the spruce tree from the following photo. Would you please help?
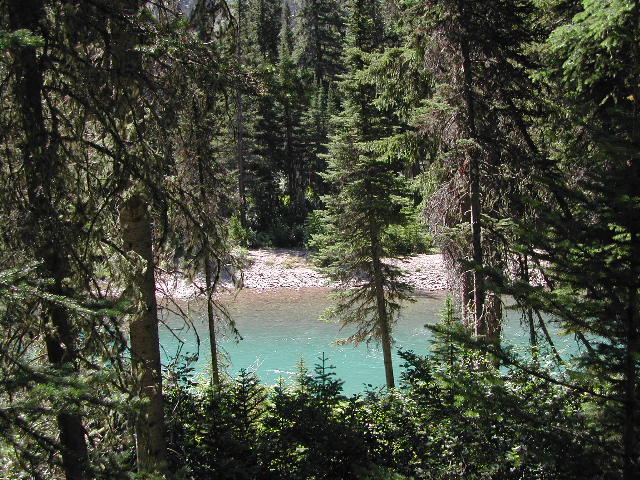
[231,0,286,242]
[233,0,250,228]
[404,0,540,342]
[292,0,347,209]
[251,0,282,61]
[293,0,346,85]
[491,1,640,477]
[300,82,332,198]
[1,1,235,475]
[109,1,169,472]
[313,0,413,389]
[277,0,307,215]
[185,0,238,387]
[3,1,89,477]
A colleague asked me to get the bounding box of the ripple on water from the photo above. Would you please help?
[159,289,581,395]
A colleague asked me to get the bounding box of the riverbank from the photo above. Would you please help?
[157,249,449,299]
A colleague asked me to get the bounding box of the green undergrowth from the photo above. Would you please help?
[164,318,605,480]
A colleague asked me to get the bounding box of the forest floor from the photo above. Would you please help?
[159,249,449,299]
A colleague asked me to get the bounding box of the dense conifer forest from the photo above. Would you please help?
[0,0,639,478]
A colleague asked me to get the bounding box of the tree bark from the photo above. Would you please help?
[193,0,222,388]
[119,196,167,474]
[484,293,502,344]
[235,0,247,228]
[7,1,89,478]
[457,191,474,326]
[204,259,221,386]
[370,234,395,389]
[623,2,640,475]
[110,1,168,472]
[457,0,485,336]
[521,256,538,361]
[196,151,221,386]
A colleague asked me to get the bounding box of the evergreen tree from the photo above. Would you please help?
[231,0,287,243]
[249,70,284,239]
[490,1,640,477]
[292,0,347,212]
[4,0,640,477]
[300,82,332,198]
[404,0,540,342]
[278,0,307,216]
[251,0,282,61]
[3,1,92,477]
[293,0,346,85]
[233,0,250,228]
[1,0,236,475]
[109,1,170,472]
[183,0,238,387]
[313,0,413,389]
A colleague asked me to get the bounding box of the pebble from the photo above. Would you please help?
[157,249,450,299]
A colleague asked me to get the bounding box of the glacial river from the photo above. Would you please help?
[159,288,581,394]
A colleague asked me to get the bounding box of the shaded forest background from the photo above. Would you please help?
[0,0,639,479]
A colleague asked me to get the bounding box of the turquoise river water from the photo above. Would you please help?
[159,288,581,395]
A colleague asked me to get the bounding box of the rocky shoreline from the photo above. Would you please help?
[157,249,449,299]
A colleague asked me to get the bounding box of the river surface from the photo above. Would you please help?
[159,288,580,395]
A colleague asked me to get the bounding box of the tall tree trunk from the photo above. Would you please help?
[623,6,639,466]
[458,0,485,335]
[235,0,247,227]
[119,196,167,474]
[111,2,168,472]
[484,293,502,344]
[370,233,395,389]
[457,190,474,325]
[521,256,538,361]
[204,258,221,386]
[7,1,89,478]
[197,150,220,386]
[193,0,221,387]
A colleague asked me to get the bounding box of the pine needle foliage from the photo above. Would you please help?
[311,0,414,390]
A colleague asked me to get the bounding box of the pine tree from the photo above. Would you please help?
[313,0,413,389]
[109,1,169,472]
[1,1,237,475]
[251,0,282,61]
[277,0,307,218]
[300,82,332,198]
[293,0,346,85]
[3,1,90,477]
[404,0,540,343]
[183,0,238,387]
[230,0,287,242]
[233,0,250,228]
[490,1,640,477]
